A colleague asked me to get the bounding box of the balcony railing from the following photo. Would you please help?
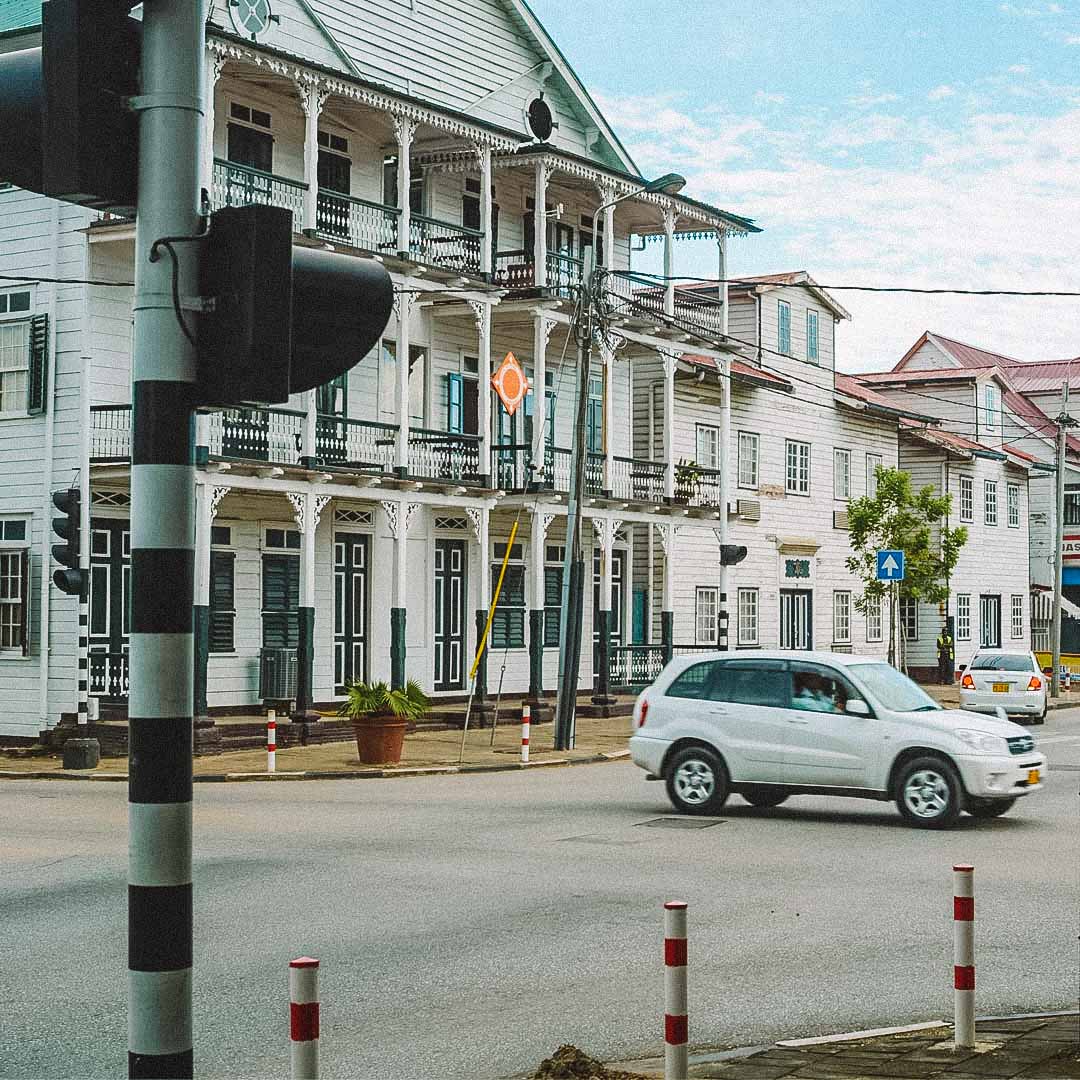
[89,650,129,701]
[547,251,583,297]
[212,159,307,223]
[316,191,400,253]
[676,464,724,509]
[604,270,726,340]
[90,405,131,460]
[409,215,483,274]
[408,429,482,482]
[609,456,666,502]
[206,407,306,465]
[315,415,397,471]
[493,250,535,288]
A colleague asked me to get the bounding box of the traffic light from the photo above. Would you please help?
[719,544,748,566]
[51,489,85,595]
[197,204,395,406]
[0,0,140,212]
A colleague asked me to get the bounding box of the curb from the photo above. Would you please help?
[0,748,631,784]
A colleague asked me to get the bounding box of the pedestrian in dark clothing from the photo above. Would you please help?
[937,625,954,685]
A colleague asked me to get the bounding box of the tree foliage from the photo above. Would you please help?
[845,466,968,614]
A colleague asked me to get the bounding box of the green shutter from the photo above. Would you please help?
[447,372,463,434]
[209,551,235,653]
[262,554,299,649]
[27,313,48,415]
[543,565,562,648]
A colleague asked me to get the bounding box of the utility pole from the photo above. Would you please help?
[127,1,204,1074]
[555,246,594,750]
[716,237,731,650]
[1051,383,1073,699]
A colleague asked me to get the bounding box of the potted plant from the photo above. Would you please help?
[674,458,702,503]
[338,680,429,766]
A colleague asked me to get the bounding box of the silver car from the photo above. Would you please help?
[959,650,1046,723]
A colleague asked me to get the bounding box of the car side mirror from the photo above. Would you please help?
[845,699,871,717]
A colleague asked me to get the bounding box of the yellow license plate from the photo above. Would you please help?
[992,682,1009,692]
[1028,769,1040,785]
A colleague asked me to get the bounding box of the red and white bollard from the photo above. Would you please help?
[953,864,975,1049]
[664,901,688,1080]
[521,704,531,764]
[267,710,277,774]
[289,957,320,1079]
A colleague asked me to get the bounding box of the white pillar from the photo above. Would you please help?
[300,494,317,610]
[300,81,324,233]
[663,207,676,317]
[394,116,416,258]
[662,351,677,500]
[530,507,546,615]
[303,388,317,463]
[194,480,213,610]
[396,289,413,474]
[393,499,409,610]
[660,525,676,611]
[479,143,493,278]
[534,161,549,288]
[476,301,492,481]
[602,337,615,494]
[532,312,548,466]
[478,506,491,618]
[203,50,225,198]
[603,199,615,269]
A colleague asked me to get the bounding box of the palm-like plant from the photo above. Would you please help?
[338,680,429,721]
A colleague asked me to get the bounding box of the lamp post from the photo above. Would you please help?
[554,173,686,751]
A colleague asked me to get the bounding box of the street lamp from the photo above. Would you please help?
[554,172,687,752]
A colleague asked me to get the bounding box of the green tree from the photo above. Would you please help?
[845,466,967,667]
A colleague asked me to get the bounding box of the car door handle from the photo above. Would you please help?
[786,717,810,725]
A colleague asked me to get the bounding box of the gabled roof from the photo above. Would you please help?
[679,271,851,321]
[1003,358,1080,394]
[899,421,1007,462]
[834,374,936,423]
[893,331,1027,373]
[857,366,995,385]
[681,354,793,392]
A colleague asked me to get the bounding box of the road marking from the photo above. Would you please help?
[1035,734,1080,744]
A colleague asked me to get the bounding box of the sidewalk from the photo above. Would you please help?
[0,712,633,780]
[595,1013,1080,1079]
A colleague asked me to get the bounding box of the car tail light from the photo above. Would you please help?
[961,674,975,689]
[1028,676,1042,690]
[638,698,649,727]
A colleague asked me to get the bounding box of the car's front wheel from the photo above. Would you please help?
[966,796,1016,819]
[895,756,963,829]
[742,786,789,808]
[665,745,729,816]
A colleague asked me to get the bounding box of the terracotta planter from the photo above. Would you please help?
[351,714,408,766]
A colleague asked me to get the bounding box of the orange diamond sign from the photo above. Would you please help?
[491,351,530,416]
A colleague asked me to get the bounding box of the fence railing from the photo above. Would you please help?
[603,270,726,340]
[674,464,724,509]
[409,215,483,273]
[493,250,535,288]
[316,191,400,253]
[90,405,132,460]
[547,251,583,297]
[609,643,715,687]
[89,650,129,700]
[610,455,667,502]
[205,407,306,465]
[315,415,397,471]
[212,159,307,225]
[408,429,482,481]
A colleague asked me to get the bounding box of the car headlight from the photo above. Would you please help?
[955,729,1007,755]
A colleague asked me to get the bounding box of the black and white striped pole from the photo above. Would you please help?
[127,1,204,1075]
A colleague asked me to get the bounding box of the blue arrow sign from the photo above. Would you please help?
[876,549,905,581]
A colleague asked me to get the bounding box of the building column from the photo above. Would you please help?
[601,336,615,496]
[471,301,492,486]
[478,142,493,279]
[467,506,490,704]
[194,483,227,732]
[387,500,418,689]
[289,491,329,721]
[528,508,554,705]
[393,116,416,259]
[661,350,677,500]
[202,48,225,200]
[298,79,326,234]
[395,289,414,476]
[301,388,317,468]
[602,187,616,270]
[657,523,678,665]
[592,517,622,704]
[716,232,732,650]
[532,311,550,484]
[534,160,550,288]
[663,207,677,317]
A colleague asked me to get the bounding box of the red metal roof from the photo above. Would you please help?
[1002,443,1040,465]
[681,354,793,390]
[834,374,934,420]
[899,422,1004,459]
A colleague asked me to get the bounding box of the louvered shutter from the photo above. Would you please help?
[543,565,562,648]
[262,554,299,648]
[26,313,48,415]
[209,551,235,653]
[20,549,30,656]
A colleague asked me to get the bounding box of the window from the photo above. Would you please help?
[666,661,718,699]
[983,384,999,436]
[833,591,852,644]
[866,454,883,498]
[382,155,425,214]
[958,475,973,522]
[695,425,720,470]
[209,550,235,653]
[807,310,819,363]
[711,659,788,708]
[462,176,481,232]
[1065,491,1080,527]
[695,586,718,645]
[900,598,918,641]
[1011,595,1024,639]
[0,290,46,416]
[786,439,810,495]
[778,300,791,354]
[865,594,883,642]
[226,102,273,172]
[737,588,758,645]
[261,553,299,649]
[543,545,563,648]
[0,518,29,654]
[956,594,972,640]
[491,542,525,648]
[984,480,997,526]
[833,448,851,500]
[264,528,300,550]
[408,345,427,426]
[791,663,858,714]
[316,373,347,418]
[1007,483,1020,528]
[738,432,759,489]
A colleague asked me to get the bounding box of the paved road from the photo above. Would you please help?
[3,712,1079,1080]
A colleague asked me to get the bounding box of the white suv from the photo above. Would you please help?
[630,650,1046,829]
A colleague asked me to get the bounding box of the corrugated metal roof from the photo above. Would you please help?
[0,0,41,34]
[677,271,850,320]
[681,354,793,391]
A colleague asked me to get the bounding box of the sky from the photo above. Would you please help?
[531,0,1080,373]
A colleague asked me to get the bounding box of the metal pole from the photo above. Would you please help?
[1051,385,1069,698]
[289,958,320,1079]
[952,865,975,1050]
[716,235,731,651]
[555,247,594,751]
[128,1,205,1075]
[663,901,688,1080]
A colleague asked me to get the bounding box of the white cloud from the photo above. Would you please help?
[1007,64,1030,72]
[754,91,787,105]
[927,84,956,100]
[848,91,902,107]
[1064,33,1080,43]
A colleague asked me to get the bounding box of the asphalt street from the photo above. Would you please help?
[2,711,1078,1080]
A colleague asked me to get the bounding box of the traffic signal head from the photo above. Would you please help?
[197,205,395,406]
[719,544,748,566]
[51,488,85,595]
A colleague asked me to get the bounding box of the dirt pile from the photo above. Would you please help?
[532,1044,651,1080]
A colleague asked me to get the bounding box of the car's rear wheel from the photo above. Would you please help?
[665,745,729,816]
[895,756,963,829]
[965,796,1016,819]
[742,787,789,808]
[1034,701,1047,724]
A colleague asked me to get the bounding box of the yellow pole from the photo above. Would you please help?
[470,518,519,680]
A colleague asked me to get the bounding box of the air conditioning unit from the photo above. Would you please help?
[737,498,761,522]
[833,509,850,530]
[259,647,298,702]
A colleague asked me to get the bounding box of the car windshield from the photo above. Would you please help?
[850,663,941,713]
[969,653,1035,672]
